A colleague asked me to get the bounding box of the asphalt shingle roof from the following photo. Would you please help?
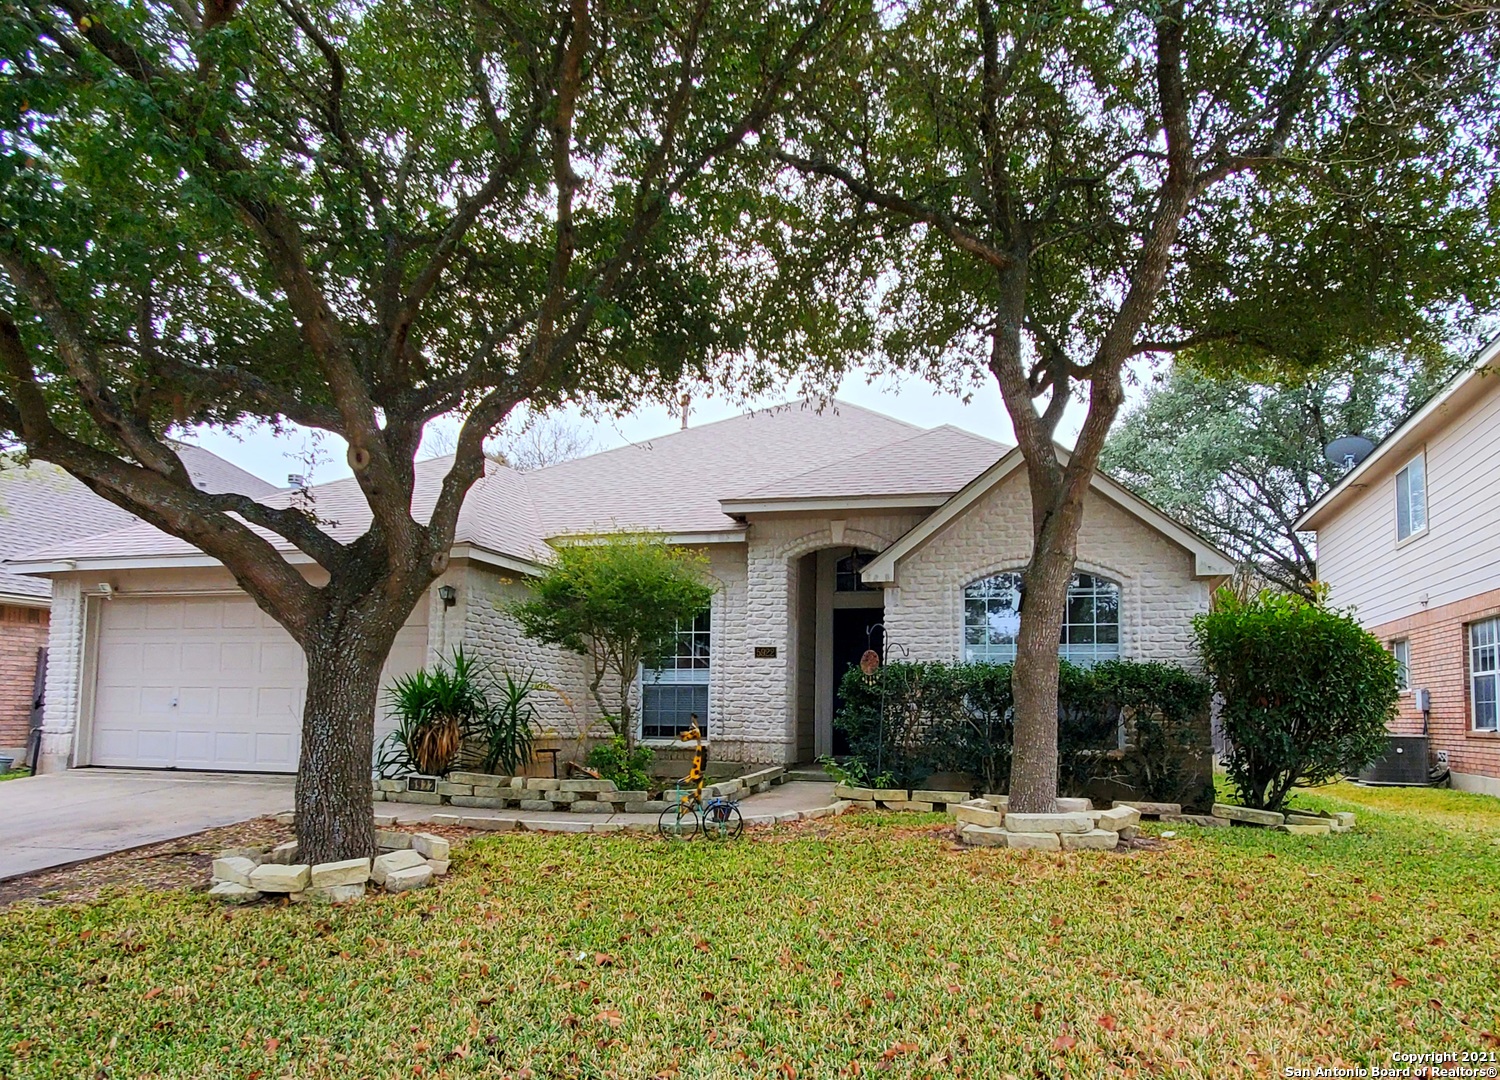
[0,446,278,600]
[7,400,1006,570]
[727,424,1008,502]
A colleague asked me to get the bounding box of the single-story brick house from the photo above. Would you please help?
[11,401,1232,775]
[1296,341,1500,797]
[0,449,274,767]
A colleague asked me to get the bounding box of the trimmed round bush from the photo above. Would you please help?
[1195,589,1398,811]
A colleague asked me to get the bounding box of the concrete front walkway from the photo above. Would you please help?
[377,780,841,834]
[0,769,294,881]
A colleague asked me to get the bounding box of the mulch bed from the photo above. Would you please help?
[0,817,497,909]
[0,818,296,908]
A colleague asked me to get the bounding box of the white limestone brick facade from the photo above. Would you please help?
[35,576,83,772]
[883,469,1210,668]
[712,513,924,763]
[439,559,602,744]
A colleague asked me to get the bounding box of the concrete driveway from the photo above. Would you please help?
[0,769,294,881]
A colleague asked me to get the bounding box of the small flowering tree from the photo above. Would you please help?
[513,538,715,749]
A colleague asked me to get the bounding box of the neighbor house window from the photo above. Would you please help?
[1471,617,1499,733]
[963,571,1121,667]
[1395,453,1427,541]
[641,610,710,739]
[1392,639,1411,691]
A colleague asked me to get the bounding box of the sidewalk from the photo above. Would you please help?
[369,780,841,834]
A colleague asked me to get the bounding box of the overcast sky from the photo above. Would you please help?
[187,366,1149,488]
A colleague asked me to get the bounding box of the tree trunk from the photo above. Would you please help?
[1008,472,1089,814]
[294,629,392,865]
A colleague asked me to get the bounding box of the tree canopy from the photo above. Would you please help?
[1102,353,1462,595]
[0,0,861,861]
[767,0,1500,810]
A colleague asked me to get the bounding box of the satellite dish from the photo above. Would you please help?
[1324,435,1376,470]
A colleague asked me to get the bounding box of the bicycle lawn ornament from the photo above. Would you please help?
[658,716,744,840]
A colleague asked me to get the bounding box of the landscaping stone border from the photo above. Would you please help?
[208,830,453,904]
[374,766,788,814]
[951,796,1139,851]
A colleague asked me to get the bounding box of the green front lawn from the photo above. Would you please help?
[2,783,1498,1078]
[0,769,27,782]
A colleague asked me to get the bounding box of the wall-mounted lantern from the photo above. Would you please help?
[438,584,457,609]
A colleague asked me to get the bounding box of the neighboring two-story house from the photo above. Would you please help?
[1297,341,1500,796]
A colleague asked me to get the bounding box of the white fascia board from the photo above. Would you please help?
[0,591,49,608]
[1295,338,1500,532]
[860,454,1026,582]
[861,447,1234,583]
[447,544,547,577]
[718,494,948,515]
[4,551,313,576]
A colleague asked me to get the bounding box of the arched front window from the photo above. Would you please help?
[963,571,1120,666]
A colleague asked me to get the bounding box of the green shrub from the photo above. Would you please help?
[471,668,541,776]
[833,658,1212,803]
[1195,588,1397,811]
[587,735,655,792]
[379,649,490,777]
[1091,659,1216,810]
[376,650,542,778]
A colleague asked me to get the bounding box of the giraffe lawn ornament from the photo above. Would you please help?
[657,716,744,840]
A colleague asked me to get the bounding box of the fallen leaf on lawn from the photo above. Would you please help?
[879,1041,917,1062]
[596,1009,624,1028]
[143,988,163,1000]
[1053,1033,1077,1052]
[1031,1002,1044,1021]
[1391,976,1411,989]
[595,952,617,967]
[1099,1014,1118,1032]
[264,1037,279,1053]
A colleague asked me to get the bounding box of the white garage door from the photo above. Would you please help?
[89,593,428,773]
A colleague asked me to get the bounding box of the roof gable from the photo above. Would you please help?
[861,446,1235,583]
[1295,336,1500,532]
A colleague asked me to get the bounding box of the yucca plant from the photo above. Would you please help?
[378,649,490,777]
[472,669,542,776]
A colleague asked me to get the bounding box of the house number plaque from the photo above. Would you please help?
[754,645,779,659]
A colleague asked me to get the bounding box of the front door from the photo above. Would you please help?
[831,609,883,756]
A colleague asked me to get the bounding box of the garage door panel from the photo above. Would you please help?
[144,601,184,629]
[142,645,183,678]
[216,686,253,717]
[91,593,428,773]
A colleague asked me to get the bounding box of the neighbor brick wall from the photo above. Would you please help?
[1367,585,1500,789]
[885,469,1212,669]
[0,604,47,758]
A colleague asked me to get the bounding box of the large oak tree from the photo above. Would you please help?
[0,0,861,861]
[772,0,1500,811]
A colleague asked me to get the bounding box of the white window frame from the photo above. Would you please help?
[962,570,1122,667]
[1470,617,1499,733]
[1392,638,1411,692]
[639,609,711,741]
[1395,452,1427,543]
